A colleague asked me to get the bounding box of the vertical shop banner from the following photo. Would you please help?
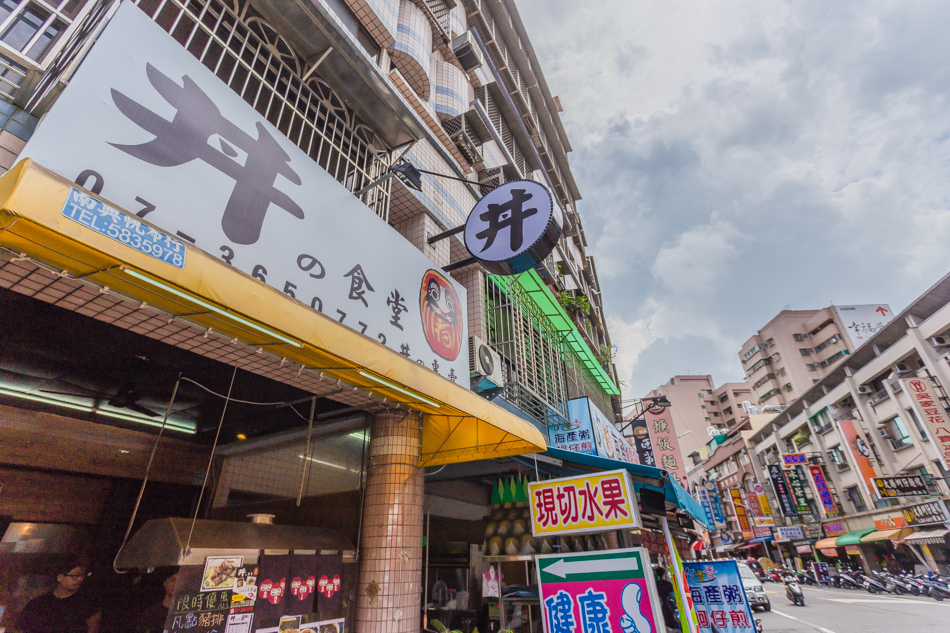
[901,377,950,470]
[729,489,754,539]
[645,404,686,483]
[836,419,880,502]
[684,561,757,633]
[784,467,812,515]
[536,548,663,633]
[807,465,839,515]
[706,482,726,526]
[255,554,291,623]
[285,554,317,616]
[767,464,797,517]
[19,2,472,380]
[745,490,774,526]
[316,553,343,617]
[752,482,771,516]
[627,416,656,467]
[698,487,717,528]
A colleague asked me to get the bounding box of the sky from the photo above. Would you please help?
[516,0,950,398]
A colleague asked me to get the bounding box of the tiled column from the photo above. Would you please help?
[356,409,424,633]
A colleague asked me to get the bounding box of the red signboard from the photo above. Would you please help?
[902,378,950,470]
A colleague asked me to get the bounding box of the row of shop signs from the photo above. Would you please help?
[529,469,760,633]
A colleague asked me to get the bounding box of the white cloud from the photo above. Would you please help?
[516,0,950,396]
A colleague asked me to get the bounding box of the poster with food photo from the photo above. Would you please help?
[201,556,244,592]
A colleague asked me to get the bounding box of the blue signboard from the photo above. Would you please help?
[549,398,597,456]
[61,188,185,268]
[697,487,717,528]
[684,561,756,633]
[706,482,726,525]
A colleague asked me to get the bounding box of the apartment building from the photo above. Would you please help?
[746,275,950,574]
[739,305,894,408]
[644,376,752,463]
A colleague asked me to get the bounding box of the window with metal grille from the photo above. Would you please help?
[0,0,88,101]
[128,0,392,219]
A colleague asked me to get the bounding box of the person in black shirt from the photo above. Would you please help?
[17,558,101,633]
[135,569,179,633]
[654,567,678,630]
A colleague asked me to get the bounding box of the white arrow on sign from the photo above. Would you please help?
[544,556,638,579]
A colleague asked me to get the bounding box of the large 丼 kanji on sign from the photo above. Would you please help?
[537,548,663,633]
[529,470,641,537]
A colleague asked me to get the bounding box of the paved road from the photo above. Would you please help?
[753,583,950,633]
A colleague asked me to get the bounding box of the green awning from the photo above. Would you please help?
[836,529,875,546]
[489,269,620,397]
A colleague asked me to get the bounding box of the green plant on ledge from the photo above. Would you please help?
[556,291,591,317]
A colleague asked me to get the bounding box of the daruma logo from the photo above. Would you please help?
[420,270,462,360]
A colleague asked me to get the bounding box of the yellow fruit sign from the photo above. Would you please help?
[528,469,642,537]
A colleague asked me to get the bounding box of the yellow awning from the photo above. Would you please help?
[0,159,546,466]
[861,528,914,542]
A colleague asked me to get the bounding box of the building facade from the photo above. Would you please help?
[0,1,623,631]
[738,305,894,408]
[745,277,950,574]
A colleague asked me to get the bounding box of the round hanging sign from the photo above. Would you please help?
[463,180,562,275]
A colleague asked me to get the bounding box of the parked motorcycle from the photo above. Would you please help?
[785,574,805,606]
[837,570,863,590]
[861,572,888,594]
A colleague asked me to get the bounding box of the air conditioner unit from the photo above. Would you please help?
[478,166,506,190]
[855,385,873,395]
[451,31,484,71]
[930,335,949,347]
[469,336,504,393]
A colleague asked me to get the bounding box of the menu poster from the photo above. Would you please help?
[255,554,291,623]
[232,564,259,610]
[317,553,344,617]
[166,565,232,633]
[225,613,254,633]
[286,554,318,616]
[202,556,244,593]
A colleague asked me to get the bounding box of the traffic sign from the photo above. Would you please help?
[537,547,663,633]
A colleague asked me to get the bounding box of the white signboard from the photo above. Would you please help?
[775,526,805,541]
[834,304,894,348]
[21,2,469,382]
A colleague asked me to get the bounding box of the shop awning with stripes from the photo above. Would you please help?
[903,527,949,545]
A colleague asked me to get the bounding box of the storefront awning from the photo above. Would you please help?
[541,447,708,527]
[814,537,840,549]
[903,527,950,545]
[715,544,740,553]
[861,527,914,542]
[835,529,876,546]
[0,160,546,467]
